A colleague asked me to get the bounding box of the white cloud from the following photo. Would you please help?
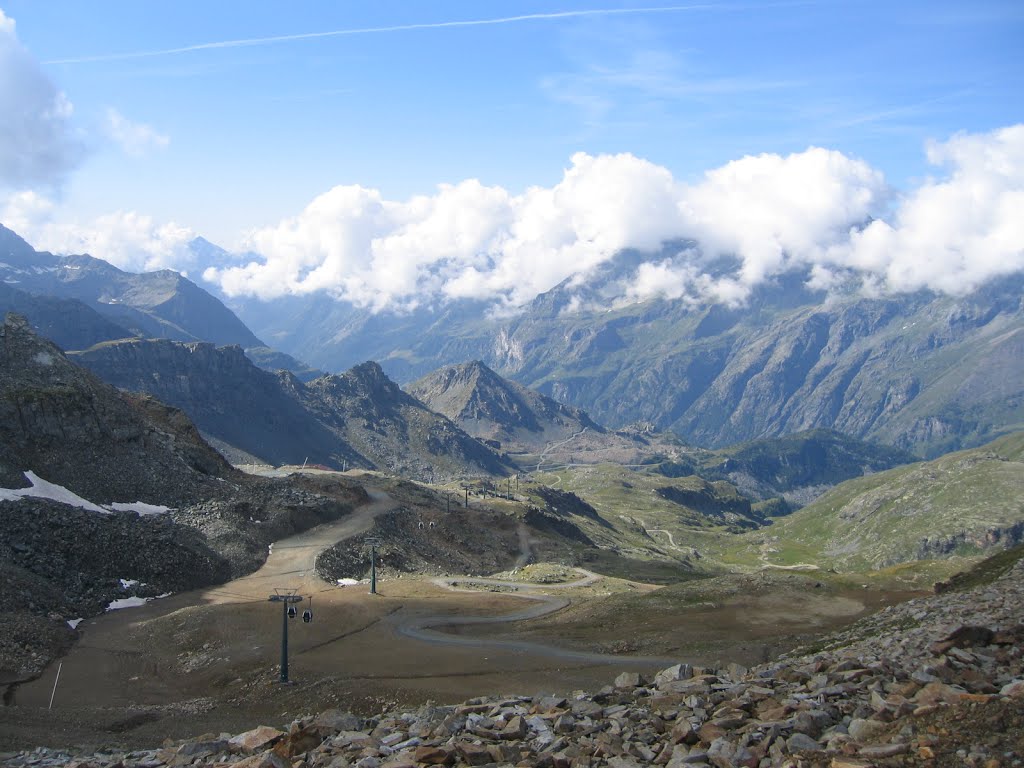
[0,9,84,188]
[210,152,687,309]
[1,189,55,235]
[104,108,169,157]
[208,146,888,309]
[835,124,1024,294]
[13,126,1022,312]
[25,210,195,273]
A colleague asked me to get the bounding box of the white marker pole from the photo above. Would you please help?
[48,662,62,710]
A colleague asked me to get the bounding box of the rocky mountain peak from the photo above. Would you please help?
[0,224,45,269]
[1,314,233,503]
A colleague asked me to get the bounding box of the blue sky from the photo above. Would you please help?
[1,1,1022,310]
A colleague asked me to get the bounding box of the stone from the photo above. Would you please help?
[411,745,453,765]
[787,732,823,753]
[858,742,910,758]
[655,664,694,688]
[229,727,287,754]
[313,710,364,734]
[615,672,644,689]
[232,751,292,768]
[846,718,886,743]
[999,679,1024,697]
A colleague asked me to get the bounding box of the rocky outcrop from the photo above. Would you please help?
[296,362,514,482]
[316,505,521,581]
[73,340,511,481]
[409,361,605,453]
[1,314,234,502]
[72,337,363,470]
[8,557,1024,767]
[0,315,370,682]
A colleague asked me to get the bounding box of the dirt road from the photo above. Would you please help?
[2,490,666,751]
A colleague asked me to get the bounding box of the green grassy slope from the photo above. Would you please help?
[741,432,1024,573]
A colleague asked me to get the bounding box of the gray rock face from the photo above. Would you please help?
[72,337,362,471]
[74,340,512,482]
[241,258,1024,458]
[0,315,368,682]
[408,360,605,453]
[1,314,233,501]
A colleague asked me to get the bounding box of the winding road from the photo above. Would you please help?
[394,570,677,666]
[232,489,675,666]
[204,489,399,601]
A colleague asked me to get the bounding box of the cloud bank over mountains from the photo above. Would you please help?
[205,124,1023,311]
[9,125,1024,314]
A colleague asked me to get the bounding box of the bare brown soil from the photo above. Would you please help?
[0,491,923,753]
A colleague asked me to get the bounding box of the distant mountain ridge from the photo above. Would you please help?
[230,248,1023,458]
[408,360,603,450]
[72,339,512,481]
[0,224,320,380]
[7,223,1023,458]
[0,224,260,347]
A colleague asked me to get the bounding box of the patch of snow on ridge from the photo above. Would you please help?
[106,597,149,611]
[0,471,108,513]
[106,592,172,612]
[109,501,171,515]
[0,472,172,514]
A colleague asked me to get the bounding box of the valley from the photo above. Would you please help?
[2,227,1023,765]
[0,474,924,753]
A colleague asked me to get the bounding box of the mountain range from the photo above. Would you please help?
[5,222,1023,462]
[71,338,513,482]
[226,247,1024,459]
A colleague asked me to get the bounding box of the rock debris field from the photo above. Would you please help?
[3,558,1023,768]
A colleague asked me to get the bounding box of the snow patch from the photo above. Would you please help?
[119,578,140,589]
[106,596,149,610]
[0,471,109,513]
[67,618,83,629]
[0,472,172,515]
[32,351,54,366]
[336,578,363,587]
[105,592,172,612]
[109,501,171,515]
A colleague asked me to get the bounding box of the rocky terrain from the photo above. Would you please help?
[0,314,370,683]
[294,362,514,482]
[72,340,512,482]
[70,337,366,472]
[3,550,1021,767]
[408,361,606,454]
[237,250,1024,459]
[6,222,1023,459]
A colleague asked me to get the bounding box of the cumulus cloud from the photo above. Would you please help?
[834,124,1024,294]
[1,189,55,235]
[207,147,889,309]
[0,9,84,188]
[104,108,170,157]
[20,207,196,273]
[209,152,688,309]
[15,125,1022,312]
[212,126,1021,312]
